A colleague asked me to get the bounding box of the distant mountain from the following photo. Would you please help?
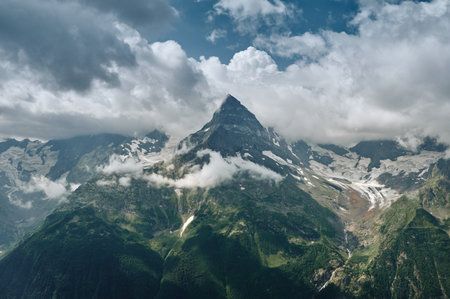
[0,130,168,252]
[349,140,411,171]
[0,95,448,298]
[329,160,450,298]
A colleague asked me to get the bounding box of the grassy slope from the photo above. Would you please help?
[157,178,346,298]
[0,207,163,299]
[330,194,450,298]
[0,175,347,298]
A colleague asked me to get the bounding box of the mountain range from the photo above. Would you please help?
[0,95,448,298]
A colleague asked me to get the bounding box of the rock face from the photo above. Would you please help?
[178,94,300,176]
[185,95,270,156]
[0,95,448,298]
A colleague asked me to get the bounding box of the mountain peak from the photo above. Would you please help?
[178,95,300,174]
[219,94,243,110]
[208,94,261,129]
[203,95,262,133]
[178,95,269,157]
[212,94,252,119]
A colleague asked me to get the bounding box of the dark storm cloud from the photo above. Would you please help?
[0,106,132,140]
[0,0,174,91]
[61,0,176,30]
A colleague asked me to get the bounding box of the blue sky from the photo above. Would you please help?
[161,0,361,68]
[0,0,448,147]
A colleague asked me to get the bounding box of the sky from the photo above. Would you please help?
[0,0,449,146]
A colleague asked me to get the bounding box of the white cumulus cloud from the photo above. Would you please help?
[196,0,450,145]
[99,154,144,175]
[98,149,282,189]
[254,33,328,59]
[22,175,68,199]
[213,0,295,33]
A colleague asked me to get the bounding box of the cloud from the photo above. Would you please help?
[214,0,287,19]
[227,46,278,76]
[253,33,327,59]
[396,132,424,152]
[183,150,282,187]
[22,175,68,199]
[213,0,296,34]
[59,0,176,30]
[0,24,217,140]
[96,179,117,186]
[98,150,282,189]
[99,154,144,175]
[206,29,227,43]
[1,0,450,148]
[0,0,134,91]
[196,0,450,145]
[0,0,175,92]
[145,150,282,188]
[118,176,132,187]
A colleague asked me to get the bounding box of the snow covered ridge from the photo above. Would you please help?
[309,147,447,209]
[262,150,290,166]
[0,133,170,210]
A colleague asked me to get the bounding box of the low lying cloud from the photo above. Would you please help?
[7,175,70,209]
[99,154,144,175]
[146,150,283,188]
[22,175,68,199]
[99,150,282,189]
[96,178,118,187]
[445,149,450,160]
[118,176,132,187]
[7,194,33,209]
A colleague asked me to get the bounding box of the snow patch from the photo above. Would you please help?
[291,174,302,181]
[180,215,195,237]
[262,150,289,166]
[243,152,253,158]
[288,145,300,160]
[309,149,445,210]
[70,183,81,192]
